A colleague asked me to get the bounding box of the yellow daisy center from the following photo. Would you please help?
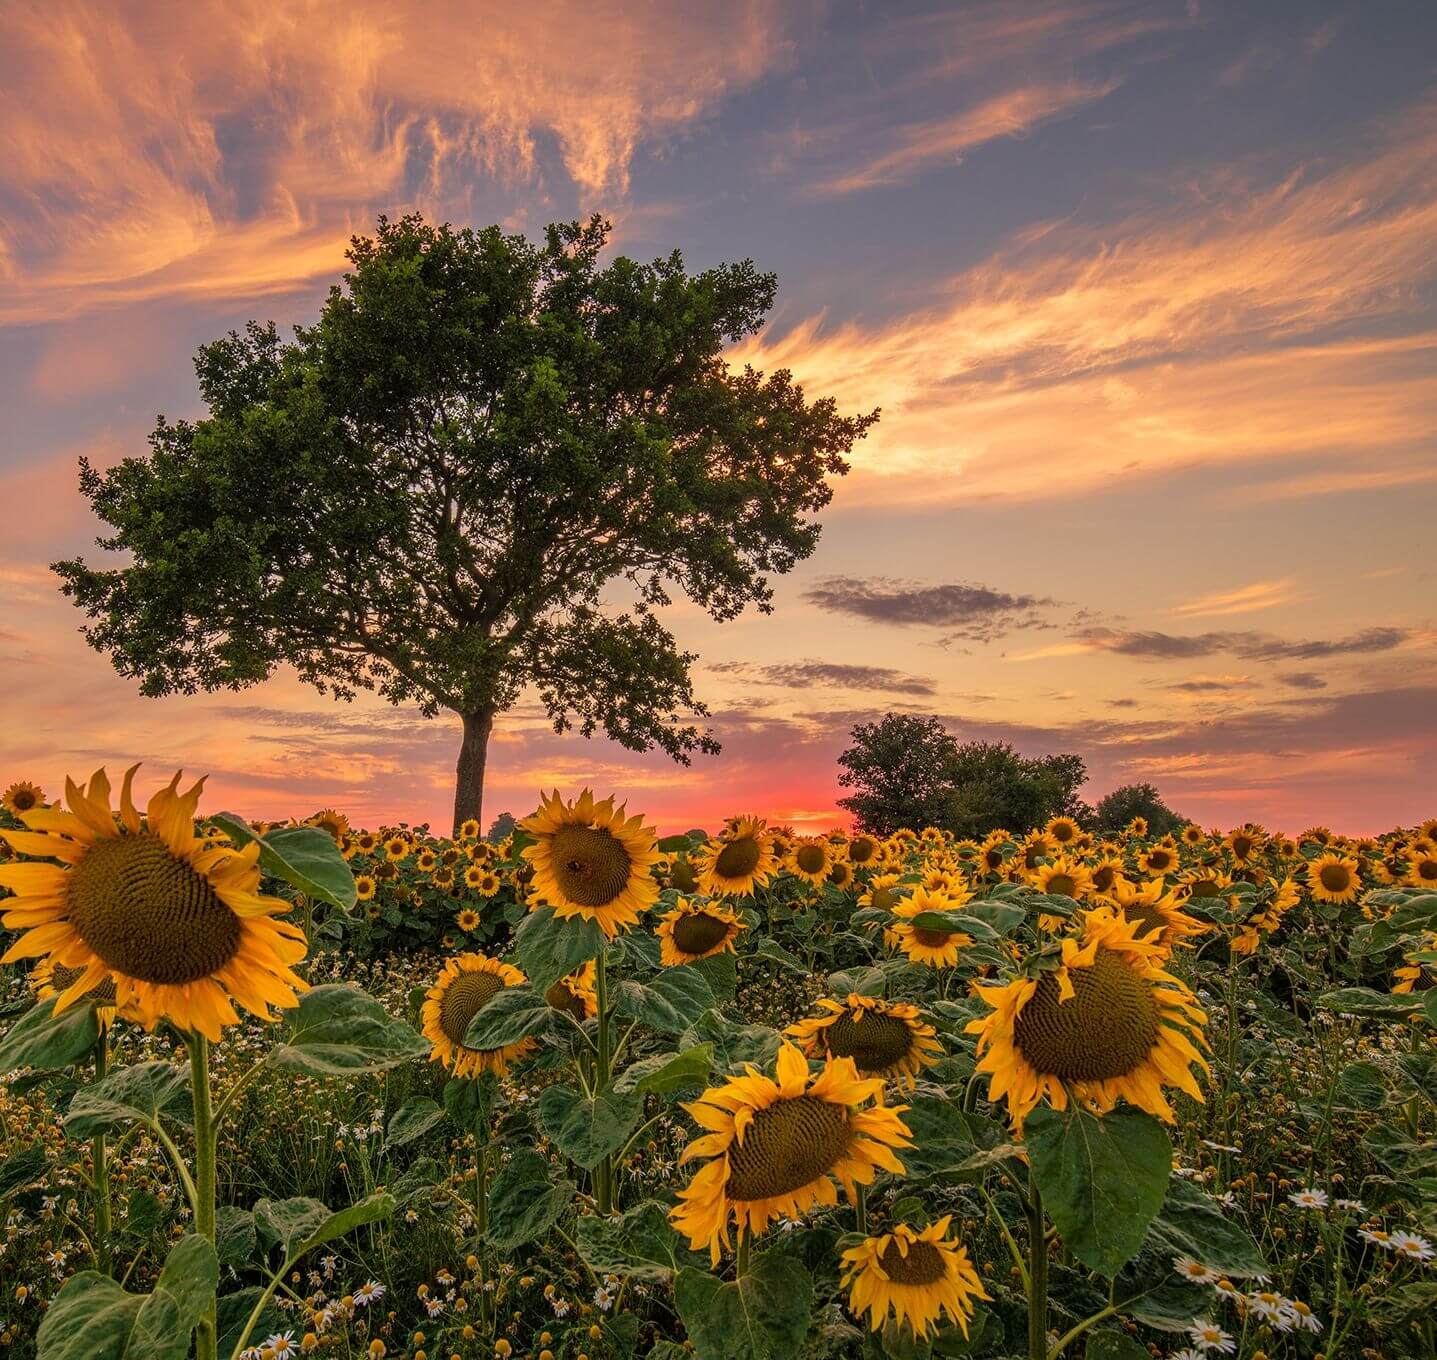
[67,833,242,985]
[714,837,761,879]
[550,825,633,906]
[673,912,731,955]
[822,1011,914,1072]
[879,1238,946,1286]
[795,845,826,874]
[1014,949,1160,1082]
[725,1096,852,1201]
[438,970,506,1046]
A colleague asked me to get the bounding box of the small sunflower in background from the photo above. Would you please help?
[858,873,903,914]
[475,869,502,898]
[354,832,380,856]
[463,864,485,890]
[847,833,881,867]
[416,848,439,873]
[788,836,834,885]
[656,898,745,966]
[520,789,660,938]
[2,780,45,816]
[786,993,942,1089]
[1226,826,1264,864]
[1105,877,1207,955]
[889,886,973,968]
[1044,815,1082,847]
[1307,852,1361,905]
[1181,823,1206,847]
[670,1041,913,1264]
[841,1218,988,1340]
[307,808,349,844]
[1088,853,1125,896]
[458,818,481,840]
[354,874,377,902]
[1138,840,1180,876]
[827,860,855,891]
[0,767,307,1042]
[383,834,411,862]
[1300,825,1335,848]
[421,953,535,1078]
[1029,851,1094,898]
[545,960,599,1022]
[693,816,778,898]
[1407,849,1437,887]
[1180,866,1234,905]
[967,906,1209,1129]
[456,908,481,932]
[432,865,456,890]
[31,960,131,1031]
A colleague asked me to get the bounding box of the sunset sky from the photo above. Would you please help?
[2,0,1435,835]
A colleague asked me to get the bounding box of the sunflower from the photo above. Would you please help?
[520,790,660,938]
[1307,852,1360,905]
[670,1041,913,1264]
[828,861,855,891]
[457,908,481,932]
[1103,878,1207,955]
[1392,932,1436,994]
[458,818,481,840]
[355,832,380,855]
[1028,855,1095,901]
[31,960,131,1031]
[1180,824,1206,846]
[432,865,456,890]
[421,953,536,1078]
[545,960,599,1022]
[1405,851,1437,888]
[786,993,943,1090]
[1045,816,1081,847]
[475,870,502,898]
[841,1218,988,1340]
[1226,827,1264,863]
[1138,842,1179,876]
[1300,825,1334,847]
[1126,816,1149,838]
[889,887,974,969]
[858,873,903,914]
[0,767,308,1042]
[847,834,881,866]
[1180,867,1233,904]
[1018,832,1054,872]
[1089,854,1125,896]
[2,780,45,815]
[307,809,349,843]
[354,874,377,901]
[384,835,411,861]
[789,836,834,885]
[967,907,1208,1128]
[656,898,745,966]
[693,817,778,898]
[978,841,1009,876]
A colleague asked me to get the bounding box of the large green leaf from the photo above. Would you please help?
[36,1233,217,1360]
[254,1193,393,1261]
[746,938,807,975]
[215,1206,256,1269]
[1025,1106,1171,1276]
[266,985,428,1075]
[213,813,356,911]
[1085,1332,1151,1360]
[485,1149,574,1251]
[538,1083,643,1169]
[443,1072,499,1134]
[575,1200,704,1282]
[681,1012,781,1070]
[386,1097,446,1148]
[65,1062,190,1139]
[217,1288,283,1360]
[613,1044,713,1096]
[0,1143,47,1200]
[513,906,605,992]
[0,998,100,1073]
[674,1252,815,1360]
[1317,987,1423,1018]
[1141,1178,1268,1278]
[691,949,739,1002]
[461,985,554,1049]
[612,967,716,1035]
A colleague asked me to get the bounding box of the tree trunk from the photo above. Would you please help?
[453,708,494,835]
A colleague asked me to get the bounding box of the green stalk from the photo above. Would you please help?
[595,948,614,1214]
[855,1181,869,1235]
[92,1031,113,1276]
[1026,1169,1048,1360]
[188,1033,218,1360]
[736,1227,751,1279]
[475,1138,490,1329]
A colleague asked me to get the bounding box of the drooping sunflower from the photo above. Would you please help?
[788,836,834,885]
[307,809,349,843]
[1103,877,1207,955]
[31,960,131,1031]
[693,817,778,898]
[841,1218,988,1340]
[1307,852,1361,905]
[1017,831,1054,872]
[421,953,536,1078]
[1180,867,1233,905]
[656,897,745,966]
[1044,815,1081,847]
[0,767,308,1042]
[670,1041,913,1264]
[545,960,599,1022]
[967,907,1208,1128]
[1392,932,1436,995]
[2,780,45,815]
[786,993,943,1089]
[520,789,660,938]
[889,886,974,968]
[828,860,855,891]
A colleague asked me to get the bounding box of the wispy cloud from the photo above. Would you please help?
[709,660,936,697]
[1074,625,1415,662]
[802,576,1053,641]
[1171,578,1302,618]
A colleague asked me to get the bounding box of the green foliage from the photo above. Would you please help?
[486,1149,575,1252]
[537,1083,643,1170]
[211,813,357,910]
[675,1251,815,1360]
[514,905,605,992]
[0,997,100,1073]
[1091,782,1187,837]
[265,984,429,1075]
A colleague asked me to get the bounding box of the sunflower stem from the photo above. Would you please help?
[475,1137,490,1329]
[92,1031,113,1277]
[736,1228,751,1278]
[1026,1169,1048,1360]
[188,1032,219,1360]
[595,946,614,1214]
[855,1181,869,1235]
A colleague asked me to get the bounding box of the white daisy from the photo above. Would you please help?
[1188,1320,1236,1354]
[262,1333,299,1360]
[1288,1188,1328,1210]
[1288,1300,1323,1334]
[1174,1255,1220,1285]
[1389,1231,1435,1262]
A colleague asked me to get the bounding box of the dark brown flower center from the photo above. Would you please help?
[724,1096,852,1201]
[1231,836,1253,858]
[669,857,698,892]
[550,825,633,907]
[714,837,762,880]
[1147,850,1173,871]
[1014,948,1160,1082]
[67,833,243,985]
[1187,879,1221,899]
[878,1237,946,1285]
[673,912,731,956]
[822,1010,915,1073]
[912,927,955,948]
[545,978,589,1022]
[1417,859,1437,881]
[1051,822,1076,844]
[1124,899,1170,937]
[1046,873,1078,898]
[1092,865,1116,892]
[850,837,877,864]
[795,845,827,874]
[439,969,506,1047]
[1319,864,1351,892]
[984,849,1004,872]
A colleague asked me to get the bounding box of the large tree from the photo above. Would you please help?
[55,216,877,829]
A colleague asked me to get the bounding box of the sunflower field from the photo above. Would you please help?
[2,774,1436,1360]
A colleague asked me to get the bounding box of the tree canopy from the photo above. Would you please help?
[55,215,877,828]
[1091,782,1188,837]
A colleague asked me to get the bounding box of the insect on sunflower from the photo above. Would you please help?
[670,1041,913,1264]
[0,767,308,1042]
[656,897,745,966]
[841,1218,988,1339]
[786,993,943,1090]
[421,953,536,1078]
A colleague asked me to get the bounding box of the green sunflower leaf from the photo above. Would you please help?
[613,1043,713,1096]
[485,1148,575,1251]
[1317,987,1423,1018]
[612,966,715,1035]
[460,984,554,1049]
[538,1082,642,1170]
[575,1200,705,1282]
[266,984,429,1075]
[513,906,606,992]
[0,997,101,1074]
[212,813,356,912]
[386,1096,446,1148]
[674,1250,815,1360]
[65,1061,191,1139]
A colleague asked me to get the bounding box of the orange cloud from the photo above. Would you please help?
[1171,579,1303,618]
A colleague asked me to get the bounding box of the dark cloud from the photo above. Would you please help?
[1277,671,1328,691]
[1238,627,1410,661]
[1076,625,1412,662]
[804,576,1053,642]
[710,660,935,696]
[1106,698,1138,708]
[1168,679,1254,693]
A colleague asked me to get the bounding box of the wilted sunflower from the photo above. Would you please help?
[1104,877,1207,955]
[967,907,1208,1128]
[545,960,599,1022]
[670,1041,913,1264]
[693,817,778,898]
[1307,852,1360,904]
[889,886,974,968]
[31,960,130,1031]
[2,780,45,815]
[788,836,834,885]
[0,767,307,1042]
[421,953,536,1077]
[786,993,942,1089]
[520,789,660,938]
[657,897,745,966]
[1045,816,1081,847]
[841,1218,988,1340]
